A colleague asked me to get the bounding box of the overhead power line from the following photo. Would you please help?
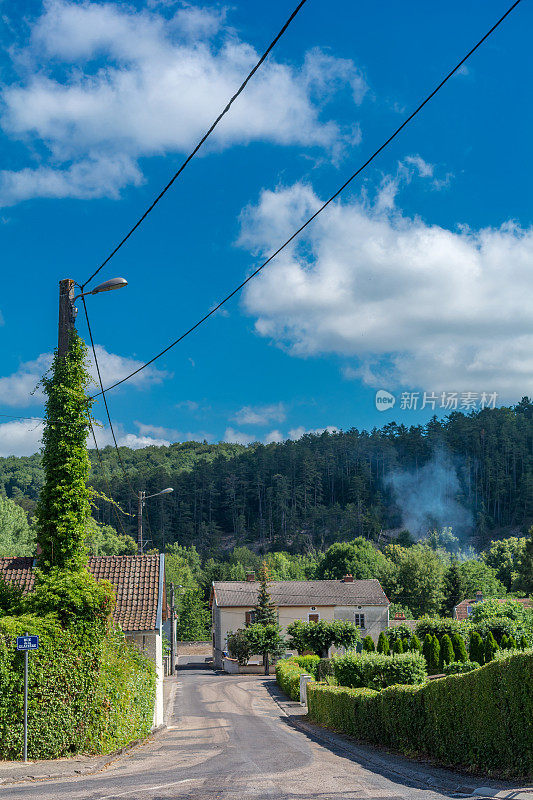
[81,297,139,503]
[81,0,310,290]
[90,0,523,400]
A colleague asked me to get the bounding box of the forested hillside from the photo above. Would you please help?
[1,399,531,555]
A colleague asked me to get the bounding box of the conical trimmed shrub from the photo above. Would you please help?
[393,638,404,655]
[484,631,498,663]
[440,634,454,670]
[451,632,467,662]
[377,631,390,655]
[363,635,375,652]
[469,631,484,665]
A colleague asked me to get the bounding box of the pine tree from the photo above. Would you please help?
[440,634,454,669]
[253,559,277,626]
[377,631,390,655]
[451,632,468,662]
[469,631,484,665]
[484,631,498,663]
[363,635,375,652]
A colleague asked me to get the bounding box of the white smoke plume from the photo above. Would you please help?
[385,448,473,539]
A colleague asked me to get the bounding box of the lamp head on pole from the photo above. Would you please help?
[90,277,128,295]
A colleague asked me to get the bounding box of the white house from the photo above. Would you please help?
[210,574,390,669]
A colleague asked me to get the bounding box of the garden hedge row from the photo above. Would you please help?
[275,658,311,701]
[307,651,533,777]
[0,615,155,760]
[332,651,427,690]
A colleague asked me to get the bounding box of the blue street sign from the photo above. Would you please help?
[16,636,39,652]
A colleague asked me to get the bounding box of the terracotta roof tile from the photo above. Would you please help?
[0,554,163,632]
[454,596,533,621]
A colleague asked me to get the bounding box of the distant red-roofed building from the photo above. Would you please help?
[0,553,167,727]
[453,590,533,621]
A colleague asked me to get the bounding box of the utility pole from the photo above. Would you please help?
[58,279,76,357]
[170,582,175,675]
[137,490,145,553]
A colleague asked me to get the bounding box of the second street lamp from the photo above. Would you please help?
[137,487,173,553]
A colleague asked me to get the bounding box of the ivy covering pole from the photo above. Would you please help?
[35,331,93,571]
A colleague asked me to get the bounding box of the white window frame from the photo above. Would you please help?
[354,613,366,629]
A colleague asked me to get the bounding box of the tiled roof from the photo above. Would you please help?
[0,554,165,632]
[212,579,389,608]
[454,596,533,621]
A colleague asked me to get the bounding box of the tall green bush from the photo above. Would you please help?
[393,638,404,655]
[307,651,533,777]
[363,635,375,652]
[331,651,427,690]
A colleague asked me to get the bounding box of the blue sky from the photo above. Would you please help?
[0,0,531,455]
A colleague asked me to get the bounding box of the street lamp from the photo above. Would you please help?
[58,277,128,358]
[137,487,174,553]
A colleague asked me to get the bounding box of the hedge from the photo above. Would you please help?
[275,657,309,701]
[307,651,533,777]
[0,615,155,760]
[332,651,427,690]
[292,655,320,678]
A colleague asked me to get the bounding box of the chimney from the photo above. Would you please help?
[475,591,483,602]
[342,574,354,583]
[246,572,256,582]
[394,612,406,621]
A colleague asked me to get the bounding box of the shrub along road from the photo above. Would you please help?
[0,658,527,800]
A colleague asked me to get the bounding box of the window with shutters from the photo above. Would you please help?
[354,613,365,628]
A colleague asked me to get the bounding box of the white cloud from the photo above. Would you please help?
[0,1,367,205]
[0,156,143,207]
[232,402,286,426]
[240,181,533,400]
[0,419,44,457]
[223,427,256,445]
[0,346,168,407]
[264,429,283,444]
[288,425,338,440]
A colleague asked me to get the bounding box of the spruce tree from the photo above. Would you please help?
[253,560,277,626]
[36,333,93,571]
[377,631,390,655]
[440,634,454,669]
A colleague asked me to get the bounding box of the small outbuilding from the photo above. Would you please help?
[0,553,167,728]
[210,574,390,669]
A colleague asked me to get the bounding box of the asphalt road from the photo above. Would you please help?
[0,658,514,800]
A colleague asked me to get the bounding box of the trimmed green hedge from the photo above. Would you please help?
[332,651,427,690]
[0,615,155,760]
[275,658,310,701]
[307,651,533,777]
[292,655,320,677]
